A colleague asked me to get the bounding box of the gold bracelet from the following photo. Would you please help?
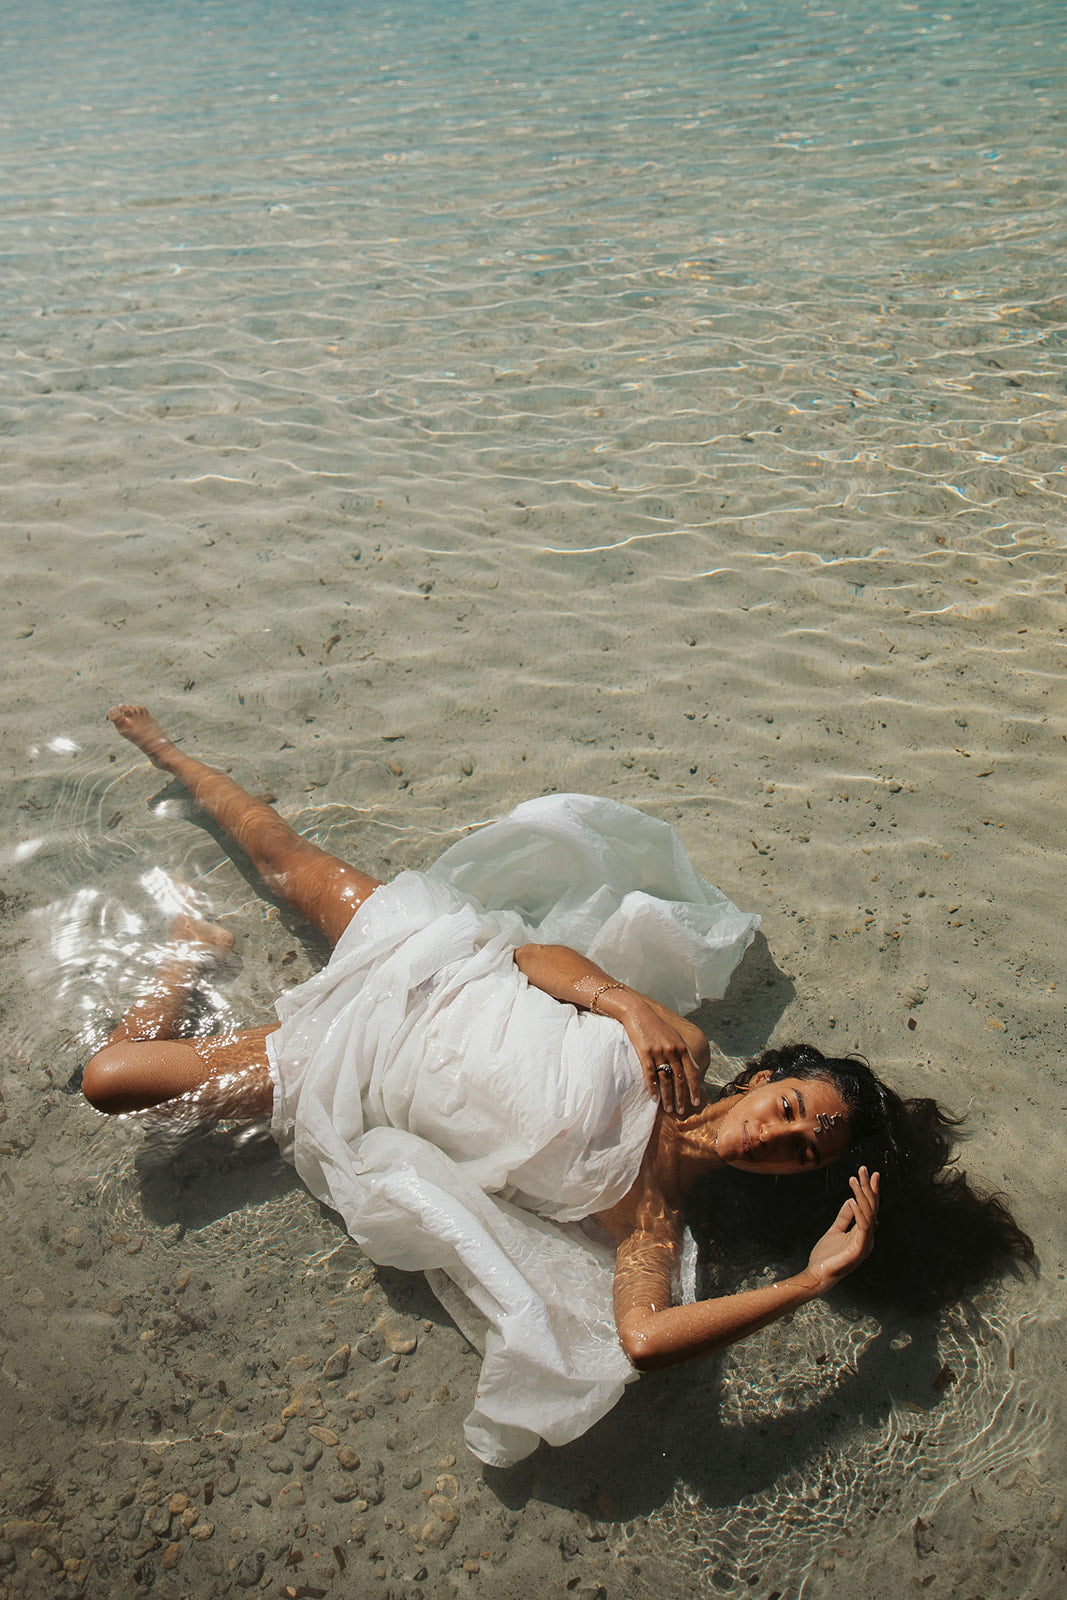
[588,981,627,1014]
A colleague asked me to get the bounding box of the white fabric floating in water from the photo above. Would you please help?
[428,792,758,1015]
[267,794,759,1466]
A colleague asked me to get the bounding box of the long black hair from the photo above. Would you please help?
[687,1042,1035,1313]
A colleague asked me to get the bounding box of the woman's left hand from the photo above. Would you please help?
[801,1167,881,1293]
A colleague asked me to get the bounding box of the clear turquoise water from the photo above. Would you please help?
[2,2,1064,1595]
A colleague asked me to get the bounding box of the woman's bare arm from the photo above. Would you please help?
[604,1168,881,1372]
[514,942,709,1113]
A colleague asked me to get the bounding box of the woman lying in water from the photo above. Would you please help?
[83,705,1033,1462]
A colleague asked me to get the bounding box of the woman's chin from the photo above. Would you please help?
[717,1149,753,1173]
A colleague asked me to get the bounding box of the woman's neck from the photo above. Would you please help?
[661,1099,729,1194]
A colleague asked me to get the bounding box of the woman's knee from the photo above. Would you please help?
[82,1043,133,1113]
[82,1039,205,1114]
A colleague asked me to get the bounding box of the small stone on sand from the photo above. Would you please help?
[320,1344,351,1382]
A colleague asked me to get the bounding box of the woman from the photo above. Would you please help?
[83,706,1029,1466]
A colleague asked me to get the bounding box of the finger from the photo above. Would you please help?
[676,1063,691,1115]
[650,1054,679,1113]
[849,1176,876,1230]
[651,1060,673,1110]
[681,1049,703,1110]
[663,1061,682,1116]
[852,1168,876,1206]
[854,1204,876,1248]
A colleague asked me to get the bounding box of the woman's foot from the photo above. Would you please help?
[109,704,180,770]
[165,877,236,962]
[91,882,237,1065]
[170,907,237,960]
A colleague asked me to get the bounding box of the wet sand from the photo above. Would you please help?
[2,0,1066,1594]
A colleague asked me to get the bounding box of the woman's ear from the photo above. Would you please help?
[745,1068,773,1089]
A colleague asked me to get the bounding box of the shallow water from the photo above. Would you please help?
[2,0,1065,1596]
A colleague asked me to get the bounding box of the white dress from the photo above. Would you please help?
[266,795,759,1467]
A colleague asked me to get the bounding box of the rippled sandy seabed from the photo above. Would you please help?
[1,0,1064,1595]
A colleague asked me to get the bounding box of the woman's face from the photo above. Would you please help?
[714,1070,852,1175]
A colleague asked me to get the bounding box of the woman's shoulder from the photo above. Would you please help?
[592,1112,684,1239]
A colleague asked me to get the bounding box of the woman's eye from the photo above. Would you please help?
[782,1098,793,1121]
[794,1141,808,1165]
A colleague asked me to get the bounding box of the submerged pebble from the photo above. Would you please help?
[329,1479,364,1505]
[356,1333,381,1363]
[421,1513,457,1549]
[308,1424,339,1446]
[320,1344,351,1382]
[377,1316,418,1355]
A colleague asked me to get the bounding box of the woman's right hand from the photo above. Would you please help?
[615,996,704,1115]
[801,1167,881,1294]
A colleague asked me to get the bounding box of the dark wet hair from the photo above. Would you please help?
[687,1042,1035,1314]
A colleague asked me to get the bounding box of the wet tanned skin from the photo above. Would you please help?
[595,1074,878,1370]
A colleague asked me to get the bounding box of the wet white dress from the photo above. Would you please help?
[266,794,759,1467]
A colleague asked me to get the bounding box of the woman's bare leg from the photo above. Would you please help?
[108,704,382,947]
[106,900,235,1045]
[84,1029,275,1118]
[83,904,273,1117]
[90,703,382,1117]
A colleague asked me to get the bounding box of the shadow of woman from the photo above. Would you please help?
[483,1309,952,1531]
[693,931,796,1062]
[132,1117,305,1235]
[130,1117,456,1330]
